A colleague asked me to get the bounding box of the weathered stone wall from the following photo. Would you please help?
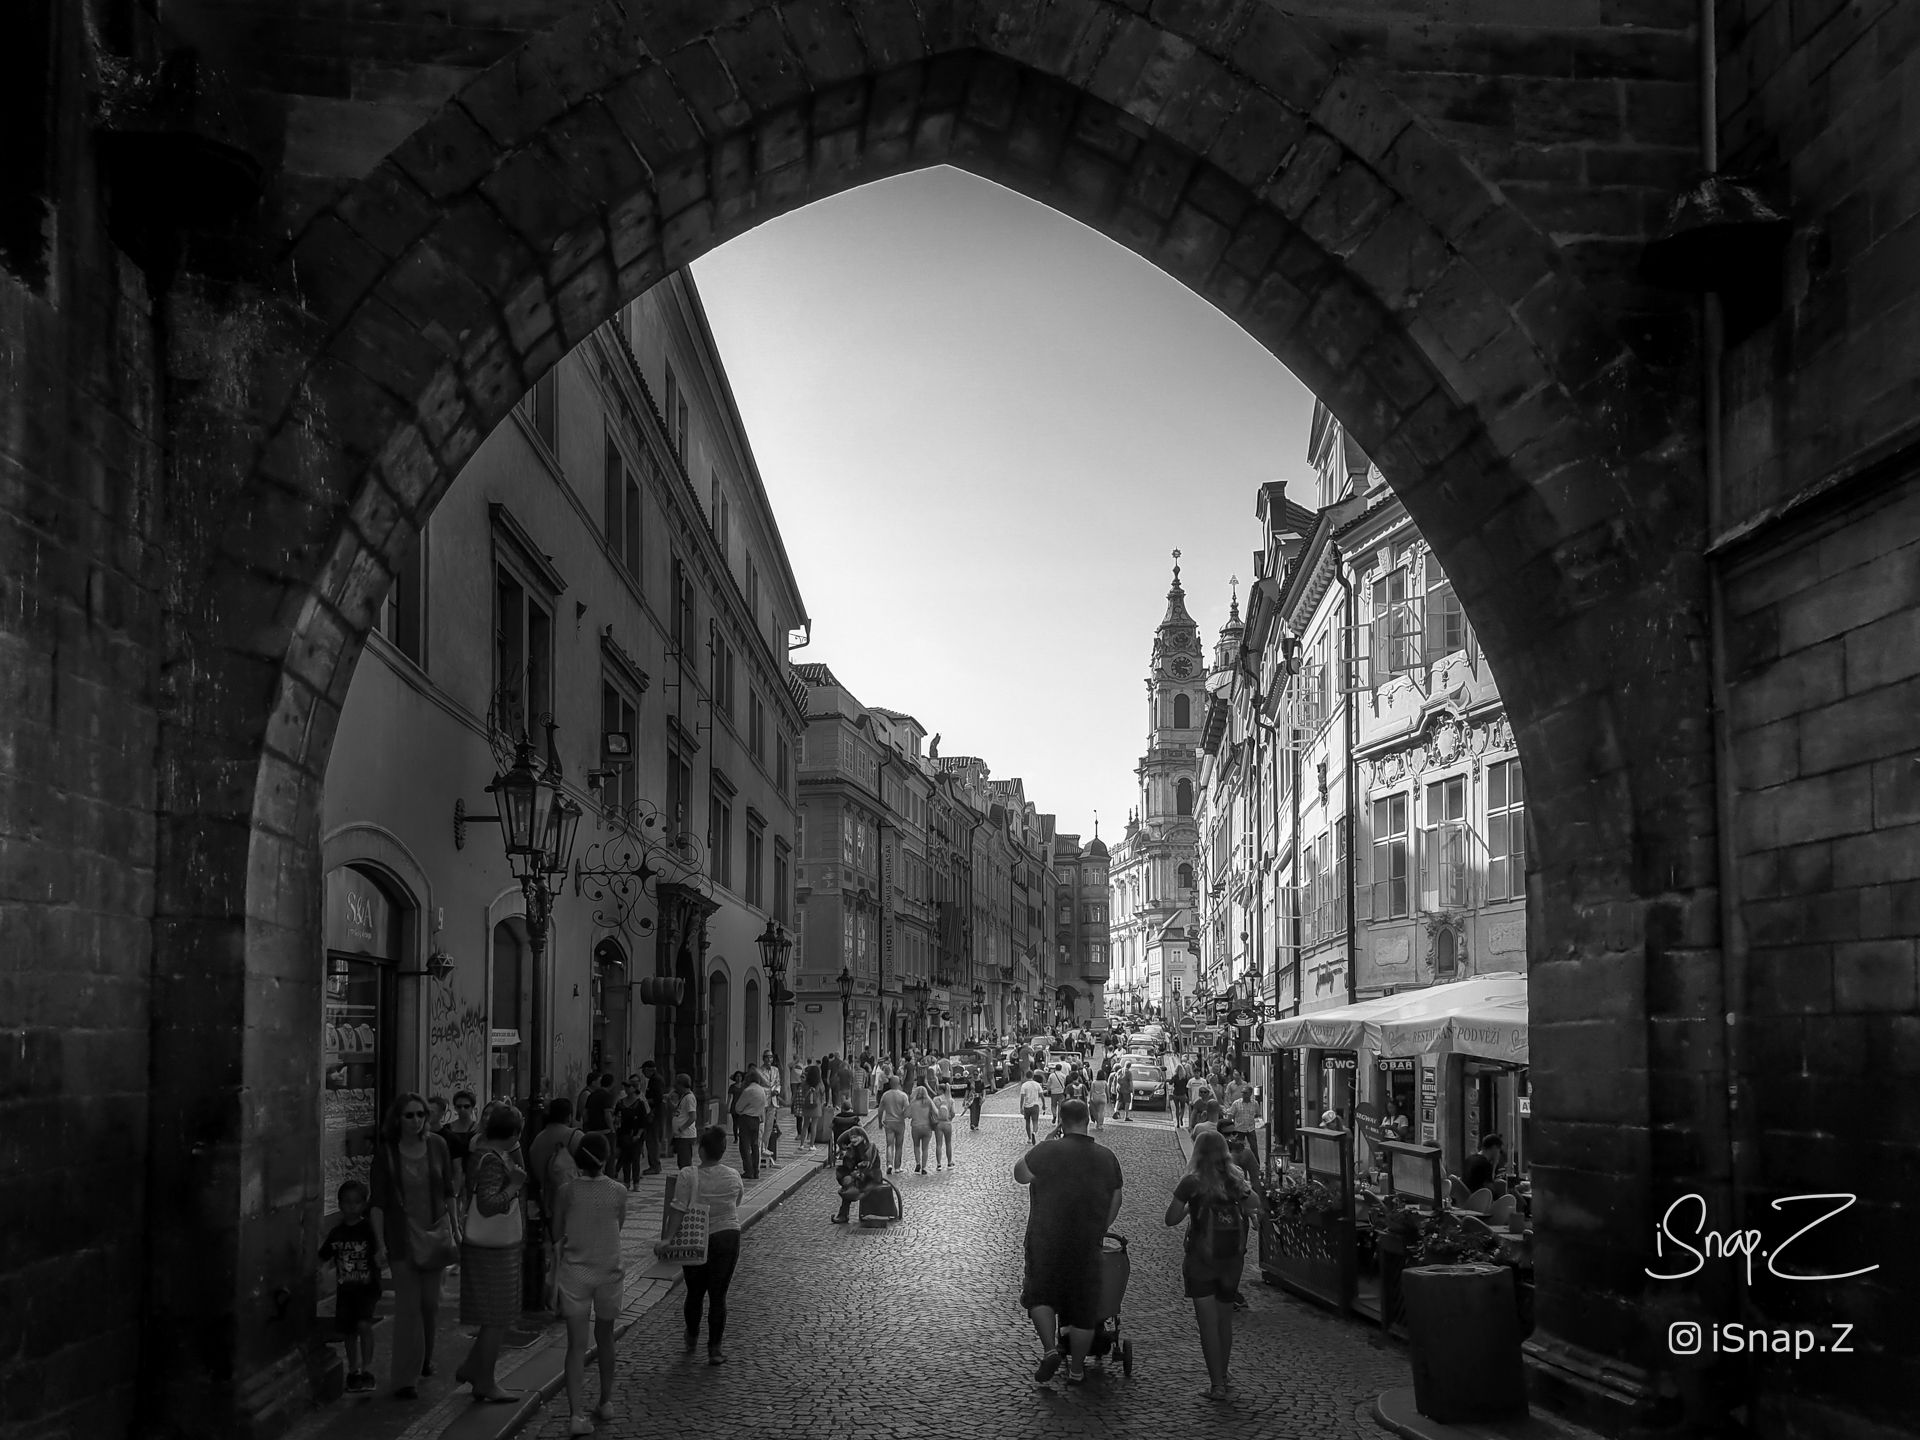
[0,10,163,1435]
[0,2,1913,1436]
[1710,5,1920,1433]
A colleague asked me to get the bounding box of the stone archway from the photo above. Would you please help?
[144,4,1718,1432]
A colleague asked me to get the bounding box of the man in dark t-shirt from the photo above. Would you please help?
[1013,1098,1123,1386]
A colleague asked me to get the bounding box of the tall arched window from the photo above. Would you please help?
[1178,862,1194,890]
[1173,693,1191,728]
[1177,778,1194,816]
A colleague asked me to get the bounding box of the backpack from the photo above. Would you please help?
[1189,1186,1249,1263]
[544,1129,582,1205]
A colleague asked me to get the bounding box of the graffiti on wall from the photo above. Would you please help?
[428,981,489,1100]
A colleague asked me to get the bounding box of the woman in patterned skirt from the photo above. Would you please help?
[454,1103,528,1403]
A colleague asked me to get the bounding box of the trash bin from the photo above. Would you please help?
[1401,1262,1527,1422]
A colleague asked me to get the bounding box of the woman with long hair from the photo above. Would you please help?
[906,1084,936,1175]
[931,1084,956,1170]
[1165,1129,1261,1400]
[368,1091,457,1398]
[657,1126,746,1365]
[454,1102,527,1403]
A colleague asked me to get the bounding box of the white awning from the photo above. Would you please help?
[1256,973,1526,1061]
[1375,972,1529,1065]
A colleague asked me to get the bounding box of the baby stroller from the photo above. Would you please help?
[1056,1233,1134,1376]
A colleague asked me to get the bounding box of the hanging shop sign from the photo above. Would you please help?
[1376,1057,1416,1072]
[1321,1054,1358,1071]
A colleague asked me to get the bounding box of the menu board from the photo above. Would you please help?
[321,953,381,1224]
[1419,1060,1437,1145]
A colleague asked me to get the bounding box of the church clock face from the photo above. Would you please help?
[1170,656,1194,678]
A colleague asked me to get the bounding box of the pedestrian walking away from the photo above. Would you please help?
[932,1086,957,1169]
[318,1180,385,1393]
[1117,1064,1135,1122]
[1018,1074,1044,1144]
[1045,1065,1066,1117]
[1015,1098,1124,1387]
[454,1103,528,1404]
[1088,1069,1110,1132]
[1167,1128,1261,1400]
[1171,1062,1192,1129]
[968,1075,986,1131]
[657,1127,746,1365]
[550,1132,627,1433]
[877,1076,910,1174]
[907,1084,937,1174]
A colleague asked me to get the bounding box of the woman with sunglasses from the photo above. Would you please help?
[369,1092,457,1399]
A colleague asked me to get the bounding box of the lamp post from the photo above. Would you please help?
[971,981,985,1044]
[837,965,853,1066]
[455,721,582,1308]
[756,919,792,1084]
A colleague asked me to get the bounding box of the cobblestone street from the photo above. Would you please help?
[523,1090,1404,1438]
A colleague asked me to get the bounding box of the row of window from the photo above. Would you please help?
[1367,759,1527,917]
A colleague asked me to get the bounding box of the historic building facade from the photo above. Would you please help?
[319,271,808,1231]
[793,672,1071,1062]
[1108,562,1206,1025]
[1193,401,1529,1176]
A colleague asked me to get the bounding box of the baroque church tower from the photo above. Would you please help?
[1108,554,1206,1018]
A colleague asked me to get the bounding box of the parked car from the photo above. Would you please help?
[1125,1063,1169,1109]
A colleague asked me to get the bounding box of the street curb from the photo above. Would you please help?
[453,1117,873,1440]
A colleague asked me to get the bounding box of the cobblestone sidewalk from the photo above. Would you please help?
[283,1118,863,1440]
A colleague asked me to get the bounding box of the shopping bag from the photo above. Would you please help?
[654,1165,710,1265]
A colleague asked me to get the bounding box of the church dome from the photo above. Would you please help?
[1086,835,1109,858]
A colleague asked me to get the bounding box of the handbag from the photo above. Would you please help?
[406,1212,460,1269]
[463,1150,524,1248]
[388,1143,460,1269]
[655,1166,710,1265]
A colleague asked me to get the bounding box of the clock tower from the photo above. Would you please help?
[1107,552,1205,1021]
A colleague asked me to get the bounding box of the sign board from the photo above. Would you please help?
[325,867,393,958]
[1419,1060,1437,1144]
[1321,1054,1357,1071]
[1377,1057,1415,1072]
[489,1028,520,1049]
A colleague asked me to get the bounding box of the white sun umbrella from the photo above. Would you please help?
[1254,987,1451,1054]
[1374,972,1530,1065]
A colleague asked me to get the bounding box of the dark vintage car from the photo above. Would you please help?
[1124,1063,1169,1109]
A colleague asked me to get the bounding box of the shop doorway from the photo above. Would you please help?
[743,978,760,1073]
[490,917,529,1102]
[321,866,405,1238]
[670,947,698,1096]
[592,937,628,1079]
[707,972,730,1103]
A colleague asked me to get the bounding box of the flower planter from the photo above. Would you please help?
[1261,1208,1355,1310]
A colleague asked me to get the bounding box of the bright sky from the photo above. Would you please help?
[692,167,1316,839]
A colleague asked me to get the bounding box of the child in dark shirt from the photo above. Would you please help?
[318,1180,386,1392]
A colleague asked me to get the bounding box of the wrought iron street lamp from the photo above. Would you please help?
[837,965,854,1062]
[454,721,582,1306]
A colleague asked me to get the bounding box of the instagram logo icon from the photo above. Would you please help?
[1669,1322,1702,1355]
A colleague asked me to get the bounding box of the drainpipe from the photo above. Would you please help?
[1700,0,1756,1383]
[1334,550,1359,1007]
